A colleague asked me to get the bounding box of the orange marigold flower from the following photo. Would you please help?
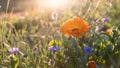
[86,61,96,68]
[59,17,90,38]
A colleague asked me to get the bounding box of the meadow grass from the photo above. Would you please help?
[0,0,120,68]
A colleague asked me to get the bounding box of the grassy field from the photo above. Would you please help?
[0,0,120,68]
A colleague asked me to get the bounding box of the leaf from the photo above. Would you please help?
[10,55,19,68]
[94,32,106,44]
[107,53,117,66]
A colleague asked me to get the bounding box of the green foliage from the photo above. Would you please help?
[10,55,19,68]
[0,0,120,68]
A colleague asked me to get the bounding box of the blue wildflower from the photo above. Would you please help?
[84,46,92,54]
[8,47,19,54]
[102,18,109,22]
[96,65,100,68]
[48,46,60,52]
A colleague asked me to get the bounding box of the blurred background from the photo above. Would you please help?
[0,0,120,68]
[0,0,119,27]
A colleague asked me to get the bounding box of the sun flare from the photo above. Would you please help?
[45,0,68,8]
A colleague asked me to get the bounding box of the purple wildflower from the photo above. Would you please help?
[96,65,100,68]
[8,47,19,54]
[48,46,60,52]
[51,11,58,20]
[84,46,92,54]
[102,18,109,22]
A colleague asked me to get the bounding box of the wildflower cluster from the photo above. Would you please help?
[48,40,62,52]
[0,0,119,68]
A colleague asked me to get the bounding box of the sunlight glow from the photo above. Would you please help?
[45,0,68,8]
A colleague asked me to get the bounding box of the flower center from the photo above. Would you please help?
[72,28,79,35]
